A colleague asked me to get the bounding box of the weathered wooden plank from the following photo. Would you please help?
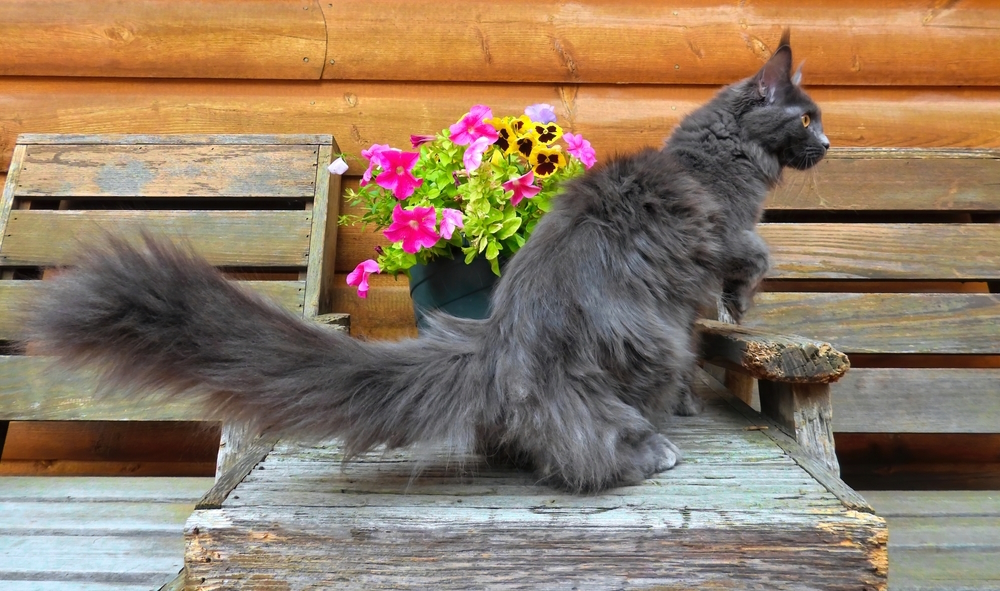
[0,146,25,257]
[761,224,1000,280]
[14,144,320,198]
[0,356,204,421]
[833,369,1000,433]
[17,133,334,146]
[862,491,1000,518]
[0,476,214,502]
[886,548,1000,591]
[0,501,199,535]
[697,319,849,383]
[303,143,336,317]
[0,0,327,79]
[196,434,278,510]
[5,78,1000,173]
[0,534,185,583]
[0,210,311,267]
[1,582,168,591]
[0,280,304,340]
[773,150,1000,211]
[183,379,886,589]
[322,0,1000,86]
[746,293,1000,354]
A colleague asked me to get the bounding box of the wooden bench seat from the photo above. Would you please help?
[184,369,886,589]
[0,133,346,590]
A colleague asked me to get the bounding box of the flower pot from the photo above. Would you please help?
[408,255,500,330]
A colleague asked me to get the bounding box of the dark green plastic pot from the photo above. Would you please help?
[408,255,501,330]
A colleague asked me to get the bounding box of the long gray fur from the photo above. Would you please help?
[27,32,829,492]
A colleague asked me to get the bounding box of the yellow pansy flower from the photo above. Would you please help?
[530,145,567,178]
[529,122,562,145]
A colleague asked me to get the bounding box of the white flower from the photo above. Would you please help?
[327,157,349,175]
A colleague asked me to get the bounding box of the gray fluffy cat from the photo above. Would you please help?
[29,32,828,493]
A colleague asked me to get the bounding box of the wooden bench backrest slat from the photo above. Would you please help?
[14,144,321,198]
[771,149,1000,211]
[750,293,1000,355]
[763,223,1000,280]
[833,368,1000,434]
[0,280,306,342]
[1,210,312,267]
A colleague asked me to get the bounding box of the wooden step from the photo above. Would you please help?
[183,372,886,589]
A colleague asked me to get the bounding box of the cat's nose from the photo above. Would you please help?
[819,134,830,150]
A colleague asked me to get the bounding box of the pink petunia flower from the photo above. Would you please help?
[375,150,424,200]
[525,103,557,124]
[449,105,500,146]
[463,136,492,174]
[383,205,440,253]
[439,208,464,240]
[346,259,380,298]
[563,133,597,169]
[360,144,392,186]
[410,134,435,148]
[502,170,542,206]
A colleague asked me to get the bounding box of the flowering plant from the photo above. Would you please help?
[335,103,597,298]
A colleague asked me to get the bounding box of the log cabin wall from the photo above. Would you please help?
[2,1,999,478]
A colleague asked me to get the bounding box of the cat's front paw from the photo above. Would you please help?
[717,293,744,325]
[673,384,704,416]
[640,433,682,476]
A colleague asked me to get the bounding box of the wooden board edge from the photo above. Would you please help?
[695,369,876,515]
[304,143,334,317]
[194,434,279,511]
[15,133,335,146]
[158,569,186,591]
[825,147,1000,160]
[0,145,27,256]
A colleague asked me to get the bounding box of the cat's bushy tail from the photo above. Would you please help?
[28,234,491,459]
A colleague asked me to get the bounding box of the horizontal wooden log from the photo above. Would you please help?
[14,144,321,198]
[0,210,312,267]
[746,293,1000,354]
[832,368,1000,434]
[322,0,1000,86]
[696,319,849,384]
[0,460,215,477]
[773,149,1000,211]
[0,280,304,341]
[0,0,326,79]
[762,223,1000,280]
[4,78,1000,173]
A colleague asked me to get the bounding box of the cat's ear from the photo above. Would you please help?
[757,30,793,103]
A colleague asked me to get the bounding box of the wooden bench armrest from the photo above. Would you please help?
[696,319,849,476]
[696,319,849,384]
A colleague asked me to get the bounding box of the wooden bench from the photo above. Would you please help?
[0,133,346,590]
[738,147,1000,590]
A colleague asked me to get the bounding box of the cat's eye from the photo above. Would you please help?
[801,114,811,128]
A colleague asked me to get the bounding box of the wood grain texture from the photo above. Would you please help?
[0,0,327,79]
[0,476,211,590]
[1,421,218,463]
[761,223,1000,280]
[0,280,304,341]
[832,369,1000,434]
[1,210,312,267]
[0,356,204,421]
[773,150,1000,211]
[183,379,886,590]
[14,144,321,198]
[697,318,849,383]
[321,0,1000,86]
[746,293,1000,354]
[861,491,1000,591]
[758,381,838,475]
[4,78,1000,173]
[303,143,336,317]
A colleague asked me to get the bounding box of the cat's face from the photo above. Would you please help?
[741,35,829,171]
